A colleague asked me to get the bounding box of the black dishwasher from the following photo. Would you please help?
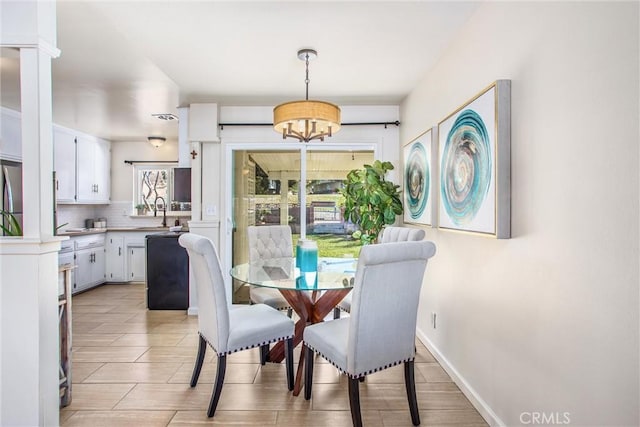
[146,232,189,310]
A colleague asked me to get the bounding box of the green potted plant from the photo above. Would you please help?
[341,160,403,244]
[0,210,23,236]
[135,204,146,216]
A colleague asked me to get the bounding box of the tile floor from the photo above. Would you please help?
[61,283,488,426]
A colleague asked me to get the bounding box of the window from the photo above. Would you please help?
[133,163,191,214]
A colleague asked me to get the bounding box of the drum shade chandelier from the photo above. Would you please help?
[274,49,341,142]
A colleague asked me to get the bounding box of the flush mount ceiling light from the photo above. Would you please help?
[274,49,341,142]
[147,136,166,148]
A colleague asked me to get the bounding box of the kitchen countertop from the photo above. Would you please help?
[57,227,179,237]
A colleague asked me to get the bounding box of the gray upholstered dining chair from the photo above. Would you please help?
[303,240,436,427]
[247,225,294,317]
[178,233,295,418]
[334,226,426,319]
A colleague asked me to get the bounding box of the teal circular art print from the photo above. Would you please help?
[440,109,492,226]
[405,141,429,220]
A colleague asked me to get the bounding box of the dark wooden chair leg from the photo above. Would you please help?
[207,354,227,417]
[285,338,294,391]
[304,345,314,400]
[348,377,363,427]
[260,344,269,365]
[404,360,420,426]
[190,335,207,387]
[359,376,365,382]
[333,307,341,319]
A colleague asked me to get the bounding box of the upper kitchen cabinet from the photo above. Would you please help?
[54,125,111,204]
[53,127,76,203]
[0,108,22,162]
[76,135,110,203]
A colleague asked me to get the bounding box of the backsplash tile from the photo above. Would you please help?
[56,201,190,231]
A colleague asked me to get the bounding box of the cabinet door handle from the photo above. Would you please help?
[118,247,122,256]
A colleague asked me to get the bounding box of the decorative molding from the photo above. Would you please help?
[0,36,61,58]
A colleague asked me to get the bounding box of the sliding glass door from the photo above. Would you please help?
[228,145,374,303]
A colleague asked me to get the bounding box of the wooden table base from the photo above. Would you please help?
[267,288,351,396]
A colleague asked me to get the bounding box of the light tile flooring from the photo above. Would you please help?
[61,283,488,426]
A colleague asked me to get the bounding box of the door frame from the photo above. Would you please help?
[222,141,379,281]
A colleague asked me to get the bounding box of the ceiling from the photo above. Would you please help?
[0,1,480,143]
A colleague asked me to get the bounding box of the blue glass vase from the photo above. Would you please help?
[296,239,318,273]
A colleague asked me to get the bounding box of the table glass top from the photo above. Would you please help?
[230,257,357,291]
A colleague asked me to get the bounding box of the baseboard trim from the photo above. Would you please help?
[416,328,505,427]
[187,307,198,316]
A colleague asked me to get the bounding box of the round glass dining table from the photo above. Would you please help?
[231,257,357,395]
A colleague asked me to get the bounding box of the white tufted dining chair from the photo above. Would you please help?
[303,240,436,427]
[247,225,294,315]
[334,226,426,319]
[178,233,294,418]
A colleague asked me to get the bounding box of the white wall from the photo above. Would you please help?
[110,139,178,201]
[401,2,638,426]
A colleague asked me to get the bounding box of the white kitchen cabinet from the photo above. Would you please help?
[53,124,110,204]
[128,246,146,282]
[58,241,75,296]
[73,234,106,294]
[106,236,125,281]
[53,127,77,203]
[74,249,93,293]
[105,231,158,283]
[92,248,106,284]
[0,107,22,162]
[77,135,110,203]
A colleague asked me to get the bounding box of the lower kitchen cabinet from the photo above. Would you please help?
[106,236,125,281]
[105,231,157,283]
[128,246,146,281]
[73,235,106,294]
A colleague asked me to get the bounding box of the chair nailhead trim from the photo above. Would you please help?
[304,342,415,379]
[201,332,294,357]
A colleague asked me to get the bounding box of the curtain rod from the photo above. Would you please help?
[218,120,400,130]
[124,160,178,165]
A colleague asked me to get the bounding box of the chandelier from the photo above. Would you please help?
[273,49,341,142]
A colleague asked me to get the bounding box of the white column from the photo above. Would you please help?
[177,107,190,167]
[19,47,55,239]
[189,141,202,221]
[1,2,63,424]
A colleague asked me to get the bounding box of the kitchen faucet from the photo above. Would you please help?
[154,196,167,227]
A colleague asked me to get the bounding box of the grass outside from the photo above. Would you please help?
[293,233,362,258]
